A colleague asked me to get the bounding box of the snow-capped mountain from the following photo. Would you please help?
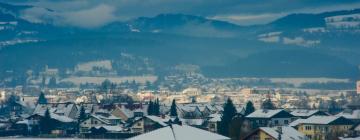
[0,2,359,79]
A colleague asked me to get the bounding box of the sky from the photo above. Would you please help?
[3,0,360,28]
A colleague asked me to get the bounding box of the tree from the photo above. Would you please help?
[219,98,237,137]
[39,108,53,134]
[244,101,255,116]
[38,92,47,104]
[79,105,86,121]
[130,80,139,92]
[154,98,160,116]
[77,105,86,133]
[100,79,112,93]
[48,77,57,88]
[261,98,276,110]
[170,99,178,117]
[328,99,340,115]
[147,100,154,115]
[145,81,152,90]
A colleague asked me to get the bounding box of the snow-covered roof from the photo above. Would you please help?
[33,103,76,118]
[95,125,124,132]
[91,115,111,125]
[289,119,305,127]
[145,115,170,126]
[339,137,360,140]
[127,124,230,140]
[291,109,321,117]
[290,116,345,126]
[259,126,308,140]
[16,120,30,125]
[181,119,204,126]
[246,109,284,118]
[208,114,222,122]
[337,109,360,120]
[33,112,74,123]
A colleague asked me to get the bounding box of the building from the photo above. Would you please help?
[357,81,360,94]
[128,124,230,140]
[33,102,78,119]
[246,109,294,127]
[26,112,76,136]
[291,109,329,119]
[242,126,309,140]
[130,115,169,133]
[79,115,112,133]
[337,109,360,123]
[290,116,354,140]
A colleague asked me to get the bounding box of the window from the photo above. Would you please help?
[305,125,312,130]
[94,121,98,124]
[274,120,279,125]
[284,120,289,124]
[306,135,312,139]
[137,123,141,126]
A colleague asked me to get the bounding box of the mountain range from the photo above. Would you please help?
[1,2,360,80]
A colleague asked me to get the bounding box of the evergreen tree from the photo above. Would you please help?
[219,98,237,136]
[38,92,47,104]
[147,100,154,115]
[100,79,112,92]
[130,80,139,92]
[244,101,255,116]
[328,99,340,115]
[39,108,53,134]
[170,99,178,117]
[261,98,276,110]
[79,105,86,121]
[48,77,57,88]
[154,98,160,116]
[77,105,86,133]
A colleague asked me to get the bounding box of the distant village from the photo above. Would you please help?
[0,77,360,140]
[1,63,360,140]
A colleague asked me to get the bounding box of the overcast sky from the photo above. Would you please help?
[3,0,360,28]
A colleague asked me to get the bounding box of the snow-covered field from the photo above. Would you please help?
[269,77,350,87]
[60,76,158,85]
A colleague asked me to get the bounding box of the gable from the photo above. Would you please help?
[272,110,293,118]
[329,117,353,125]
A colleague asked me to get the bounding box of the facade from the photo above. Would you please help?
[130,115,169,133]
[242,126,309,140]
[246,109,295,127]
[290,116,354,140]
[80,115,111,133]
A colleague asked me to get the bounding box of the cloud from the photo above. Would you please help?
[21,4,117,28]
[60,4,116,28]
[10,0,360,27]
[210,13,286,25]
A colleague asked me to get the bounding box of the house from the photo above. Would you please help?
[26,112,76,136]
[205,113,221,133]
[33,102,78,119]
[129,115,169,133]
[290,116,354,140]
[337,109,360,123]
[291,109,329,119]
[128,124,230,140]
[177,104,203,119]
[80,115,112,133]
[246,109,294,127]
[242,126,309,140]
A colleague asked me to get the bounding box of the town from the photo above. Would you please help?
[2,0,360,140]
[1,77,360,140]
